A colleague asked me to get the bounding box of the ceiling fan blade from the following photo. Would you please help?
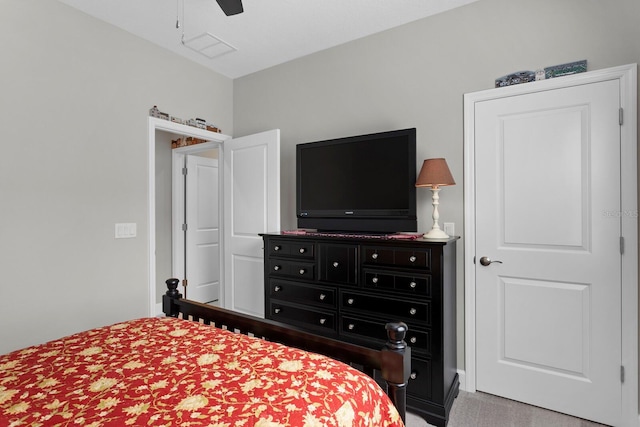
[215,0,243,16]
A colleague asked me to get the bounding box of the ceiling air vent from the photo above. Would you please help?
[182,32,237,59]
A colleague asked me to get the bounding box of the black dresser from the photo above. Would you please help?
[262,232,459,426]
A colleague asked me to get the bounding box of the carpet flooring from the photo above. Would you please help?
[405,391,609,427]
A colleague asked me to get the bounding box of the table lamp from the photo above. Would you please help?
[415,158,456,239]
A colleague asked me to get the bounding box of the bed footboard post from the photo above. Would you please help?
[382,321,411,423]
[162,278,183,317]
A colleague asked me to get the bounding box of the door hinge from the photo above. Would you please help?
[619,107,624,125]
[621,365,625,383]
[182,166,188,175]
[620,236,624,255]
[473,256,476,264]
[182,223,188,232]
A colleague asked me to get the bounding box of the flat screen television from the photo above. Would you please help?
[296,128,417,233]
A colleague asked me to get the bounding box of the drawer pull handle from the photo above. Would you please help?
[409,281,417,289]
[410,371,418,380]
[371,253,379,260]
[274,286,281,292]
[372,277,378,284]
[299,248,306,254]
[273,265,281,271]
[333,261,339,268]
[319,293,326,301]
[410,336,417,344]
[274,245,281,251]
[274,308,281,314]
[409,255,417,263]
[319,318,327,325]
[348,324,355,330]
[347,298,354,305]
[299,269,306,275]
[409,308,417,315]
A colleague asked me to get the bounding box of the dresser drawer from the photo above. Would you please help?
[268,239,315,259]
[407,357,433,401]
[268,279,336,309]
[373,356,433,401]
[362,247,394,265]
[268,259,315,280]
[362,246,431,270]
[320,243,358,285]
[341,291,431,325]
[267,302,336,334]
[394,248,430,268]
[340,315,431,356]
[362,269,431,296]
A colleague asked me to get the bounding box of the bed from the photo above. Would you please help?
[0,279,410,426]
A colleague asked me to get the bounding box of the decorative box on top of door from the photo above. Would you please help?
[262,232,459,427]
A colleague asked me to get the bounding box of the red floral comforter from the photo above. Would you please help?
[0,317,403,427]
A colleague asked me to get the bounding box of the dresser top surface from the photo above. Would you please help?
[262,231,459,246]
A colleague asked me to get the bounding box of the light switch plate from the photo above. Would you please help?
[115,223,137,238]
[444,222,455,236]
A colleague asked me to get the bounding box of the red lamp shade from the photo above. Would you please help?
[415,158,456,188]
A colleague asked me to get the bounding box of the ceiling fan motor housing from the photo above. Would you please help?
[215,0,243,16]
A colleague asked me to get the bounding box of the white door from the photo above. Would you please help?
[184,154,220,303]
[474,79,622,425]
[223,129,280,317]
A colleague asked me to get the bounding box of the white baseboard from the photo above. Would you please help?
[154,302,163,317]
[457,369,468,392]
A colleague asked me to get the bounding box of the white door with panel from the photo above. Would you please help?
[474,79,622,425]
[184,154,220,303]
[224,130,280,317]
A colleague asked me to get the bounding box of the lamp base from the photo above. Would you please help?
[422,227,450,240]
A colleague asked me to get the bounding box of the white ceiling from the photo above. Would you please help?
[58,0,478,79]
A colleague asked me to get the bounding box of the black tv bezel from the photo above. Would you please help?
[296,128,417,233]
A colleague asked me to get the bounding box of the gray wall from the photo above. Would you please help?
[0,0,233,354]
[232,0,640,369]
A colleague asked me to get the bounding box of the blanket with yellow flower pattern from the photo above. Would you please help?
[0,317,403,427]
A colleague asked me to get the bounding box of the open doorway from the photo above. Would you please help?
[148,118,281,318]
[150,118,228,314]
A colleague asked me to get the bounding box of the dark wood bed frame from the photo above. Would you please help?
[162,278,411,422]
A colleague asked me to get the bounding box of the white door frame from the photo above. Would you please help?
[147,117,229,316]
[463,64,638,425]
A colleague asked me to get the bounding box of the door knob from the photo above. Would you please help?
[479,256,502,266]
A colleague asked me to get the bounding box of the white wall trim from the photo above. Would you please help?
[463,64,638,426]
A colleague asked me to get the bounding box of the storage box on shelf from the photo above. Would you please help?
[262,232,459,427]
